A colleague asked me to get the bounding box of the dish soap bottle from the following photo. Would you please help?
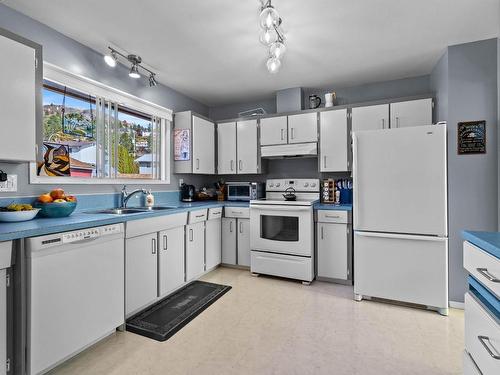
[145,190,154,207]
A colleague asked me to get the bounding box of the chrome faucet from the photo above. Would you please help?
[121,185,147,208]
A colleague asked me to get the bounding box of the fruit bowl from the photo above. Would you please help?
[0,208,40,222]
[34,201,77,218]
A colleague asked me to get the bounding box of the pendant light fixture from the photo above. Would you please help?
[104,47,158,87]
[259,1,286,74]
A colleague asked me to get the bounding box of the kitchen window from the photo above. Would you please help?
[31,63,171,184]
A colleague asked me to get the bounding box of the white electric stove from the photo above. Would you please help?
[249,179,319,284]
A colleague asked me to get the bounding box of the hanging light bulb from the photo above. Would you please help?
[266,56,281,74]
[259,28,278,45]
[104,51,117,67]
[129,64,140,78]
[259,5,279,29]
[269,41,286,58]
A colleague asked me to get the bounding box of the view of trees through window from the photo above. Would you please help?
[42,80,155,179]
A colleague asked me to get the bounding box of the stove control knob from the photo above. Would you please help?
[311,183,316,187]
[269,183,274,187]
[276,182,280,187]
[304,182,309,187]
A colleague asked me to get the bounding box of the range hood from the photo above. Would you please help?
[261,143,317,159]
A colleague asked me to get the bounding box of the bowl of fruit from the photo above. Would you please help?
[34,189,78,218]
[0,203,40,222]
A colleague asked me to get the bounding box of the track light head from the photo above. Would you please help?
[104,51,117,67]
[129,64,140,79]
[149,73,158,87]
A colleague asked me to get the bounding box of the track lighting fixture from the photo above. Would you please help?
[259,1,286,73]
[104,47,158,86]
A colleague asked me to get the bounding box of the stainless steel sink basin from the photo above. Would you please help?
[89,208,146,215]
[135,206,177,211]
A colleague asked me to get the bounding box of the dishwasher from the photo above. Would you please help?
[25,224,125,375]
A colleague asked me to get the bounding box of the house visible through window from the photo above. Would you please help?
[40,78,166,181]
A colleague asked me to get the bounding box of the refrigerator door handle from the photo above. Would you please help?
[352,134,359,229]
[354,231,447,242]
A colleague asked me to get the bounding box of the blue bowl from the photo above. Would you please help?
[34,201,77,218]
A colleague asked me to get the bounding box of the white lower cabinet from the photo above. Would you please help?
[158,226,185,297]
[185,222,206,281]
[316,210,352,284]
[125,233,158,315]
[237,219,251,267]
[222,218,237,265]
[206,217,222,270]
[0,241,11,375]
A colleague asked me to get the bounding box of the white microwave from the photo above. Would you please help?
[226,182,265,201]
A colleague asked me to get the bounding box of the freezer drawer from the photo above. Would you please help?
[354,231,448,309]
[250,250,313,282]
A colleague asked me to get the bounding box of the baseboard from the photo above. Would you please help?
[449,301,465,309]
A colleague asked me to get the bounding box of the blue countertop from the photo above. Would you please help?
[314,203,353,211]
[0,200,354,242]
[0,201,251,241]
[462,230,500,259]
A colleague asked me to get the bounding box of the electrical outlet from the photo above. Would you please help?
[0,175,17,192]
[179,178,184,187]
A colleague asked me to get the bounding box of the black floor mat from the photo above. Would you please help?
[126,281,231,341]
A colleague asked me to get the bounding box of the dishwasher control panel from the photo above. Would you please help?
[61,224,122,244]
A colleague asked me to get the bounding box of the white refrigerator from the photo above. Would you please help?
[352,124,449,315]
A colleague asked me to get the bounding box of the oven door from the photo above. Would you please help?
[250,204,313,256]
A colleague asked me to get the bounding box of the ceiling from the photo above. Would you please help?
[4,0,500,106]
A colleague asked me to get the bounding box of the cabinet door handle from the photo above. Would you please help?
[320,226,324,240]
[240,221,243,233]
[326,215,340,219]
[382,118,385,129]
[291,127,295,139]
[195,214,205,218]
[395,117,400,128]
[280,128,284,141]
[230,160,234,171]
[323,156,327,168]
[239,160,242,171]
[478,335,500,359]
[229,221,233,232]
[476,268,500,282]
[196,158,200,170]
[189,228,193,242]
[152,238,156,254]
[163,235,167,251]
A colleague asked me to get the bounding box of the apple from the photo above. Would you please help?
[65,195,77,203]
[37,193,53,203]
[50,188,65,200]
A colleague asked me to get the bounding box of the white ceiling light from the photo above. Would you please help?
[266,56,281,74]
[104,47,158,86]
[259,1,286,74]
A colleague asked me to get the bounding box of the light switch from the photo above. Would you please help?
[0,175,17,192]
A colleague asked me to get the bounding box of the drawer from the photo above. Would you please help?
[188,209,208,224]
[317,210,349,224]
[463,351,482,375]
[465,292,500,375]
[0,241,12,269]
[464,241,500,298]
[125,212,187,238]
[224,206,249,218]
[208,207,223,220]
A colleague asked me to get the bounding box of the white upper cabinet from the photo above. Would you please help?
[287,112,318,144]
[192,115,215,174]
[174,111,215,174]
[260,116,287,146]
[320,109,349,172]
[351,104,389,133]
[236,119,258,174]
[0,34,36,162]
[390,98,433,128]
[217,122,237,174]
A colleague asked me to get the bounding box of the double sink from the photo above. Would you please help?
[90,206,176,215]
